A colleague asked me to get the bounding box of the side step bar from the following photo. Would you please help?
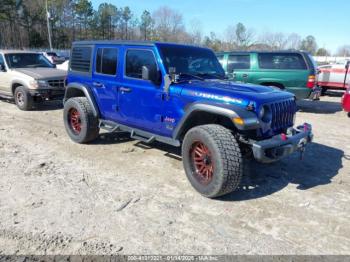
[99,119,180,147]
[130,131,155,144]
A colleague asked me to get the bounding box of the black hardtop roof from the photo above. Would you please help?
[73,40,155,46]
[72,40,210,50]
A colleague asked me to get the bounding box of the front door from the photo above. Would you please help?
[118,47,163,133]
[226,54,251,83]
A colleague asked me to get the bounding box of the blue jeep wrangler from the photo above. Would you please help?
[63,41,313,198]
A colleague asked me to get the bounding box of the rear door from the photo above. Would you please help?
[91,46,121,121]
[256,52,309,88]
[226,53,251,83]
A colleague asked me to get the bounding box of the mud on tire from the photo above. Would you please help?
[63,97,99,143]
[182,124,243,198]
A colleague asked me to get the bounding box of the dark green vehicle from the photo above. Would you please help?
[216,51,319,99]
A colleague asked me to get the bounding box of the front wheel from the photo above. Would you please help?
[182,124,243,198]
[14,86,33,111]
[63,97,100,143]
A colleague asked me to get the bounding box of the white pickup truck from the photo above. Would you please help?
[0,50,67,110]
[317,61,350,94]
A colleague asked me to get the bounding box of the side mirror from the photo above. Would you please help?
[142,65,161,85]
[142,65,150,81]
[346,61,350,70]
[227,63,234,74]
[0,63,6,72]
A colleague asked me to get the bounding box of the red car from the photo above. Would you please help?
[342,88,350,117]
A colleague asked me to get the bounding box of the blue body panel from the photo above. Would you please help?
[67,42,295,139]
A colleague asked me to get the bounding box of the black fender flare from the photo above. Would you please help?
[172,102,260,140]
[64,82,100,117]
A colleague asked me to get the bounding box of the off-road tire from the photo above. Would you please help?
[63,97,99,143]
[182,124,243,198]
[14,86,33,111]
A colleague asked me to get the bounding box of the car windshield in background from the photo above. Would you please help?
[158,45,225,79]
[5,53,54,69]
[258,53,307,70]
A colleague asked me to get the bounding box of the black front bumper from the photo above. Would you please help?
[252,123,313,163]
[29,89,65,101]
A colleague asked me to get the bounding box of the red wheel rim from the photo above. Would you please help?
[69,108,81,134]
[190,141,214,185]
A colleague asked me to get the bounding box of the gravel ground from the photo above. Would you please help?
[0,93,349,255]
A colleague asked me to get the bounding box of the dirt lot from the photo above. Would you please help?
[0,93,349,255]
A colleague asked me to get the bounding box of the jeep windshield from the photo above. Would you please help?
[158,45,225,80]
[5,53,54,69]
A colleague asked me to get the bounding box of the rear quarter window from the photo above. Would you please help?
[258,53,307,70]
[70,46,92,73]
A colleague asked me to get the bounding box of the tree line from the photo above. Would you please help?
[0,0,349,56]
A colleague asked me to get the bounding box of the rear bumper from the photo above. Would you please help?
[252,123,313,163]
[28,89,65,100]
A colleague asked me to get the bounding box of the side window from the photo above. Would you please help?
[70,46,92,73]
[95,48,118,75]
[0,54,4,65]
[227,55,250,72]
[125,49,157,79]
[258,53,307,70]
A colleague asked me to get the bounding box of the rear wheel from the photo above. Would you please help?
[321,87,327,96]
[14,86,33,111]
[63,97,99,143]
[182,124,243,198]
[347,112,350,118]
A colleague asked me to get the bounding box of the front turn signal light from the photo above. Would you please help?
[233,117,244,125]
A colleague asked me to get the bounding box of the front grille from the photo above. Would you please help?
[270,99,296,131]
[48,79,65,89]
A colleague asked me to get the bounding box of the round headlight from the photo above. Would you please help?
[259,105,272,123]
[258,106,265,119]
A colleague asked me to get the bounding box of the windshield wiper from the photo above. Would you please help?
[178,73,205,81]
[197,73,227,80]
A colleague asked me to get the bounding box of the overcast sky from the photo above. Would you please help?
[92,0,350,53]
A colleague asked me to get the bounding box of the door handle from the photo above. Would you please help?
[242,74,249,78]
[119,87,132,93]
[93,82,104,88]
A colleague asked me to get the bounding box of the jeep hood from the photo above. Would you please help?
[15,68,67,79]
[179,79,294,105]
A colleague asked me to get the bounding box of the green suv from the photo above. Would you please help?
[216,51,319,99]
